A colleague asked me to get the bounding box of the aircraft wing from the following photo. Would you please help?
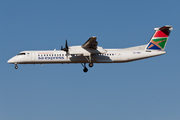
[82,36,98,49]
[69,36,106,55]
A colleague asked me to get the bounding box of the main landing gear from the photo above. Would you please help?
[81,63,88,73]
[89,62,93,67]
[81,63,94,73]
[81,55,94,72]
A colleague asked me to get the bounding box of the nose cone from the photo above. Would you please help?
[7,58,15,64]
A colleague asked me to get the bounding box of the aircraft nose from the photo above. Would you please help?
[7,58,15,64]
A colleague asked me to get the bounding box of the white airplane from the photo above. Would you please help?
[8,26,173,72]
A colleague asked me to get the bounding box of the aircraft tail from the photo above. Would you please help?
[146,25,173,50]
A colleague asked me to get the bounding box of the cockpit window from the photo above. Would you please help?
[17,53,26,55]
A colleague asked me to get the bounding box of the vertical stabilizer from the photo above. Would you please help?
[146,26,173,50]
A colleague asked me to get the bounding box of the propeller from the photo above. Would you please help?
[61,39,69,52]
[61,39,69,58]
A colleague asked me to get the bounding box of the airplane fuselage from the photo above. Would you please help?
[7,26,172,72]
[8,46,166,64]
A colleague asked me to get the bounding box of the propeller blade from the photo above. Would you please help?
[61,45,63,50]
[63,39,68,52]
[61,39,69,53]
[65,39,68,48]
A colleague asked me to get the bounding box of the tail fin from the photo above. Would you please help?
[146,25,173,50]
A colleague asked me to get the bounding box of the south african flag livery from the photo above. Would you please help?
[146,26,172,50]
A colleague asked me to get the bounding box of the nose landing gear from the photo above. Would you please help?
[15,64,18,69]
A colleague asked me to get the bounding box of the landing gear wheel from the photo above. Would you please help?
[89,63,93,67]
[83,67,88,73]
[15,65,18,69]
[81,63,89,73]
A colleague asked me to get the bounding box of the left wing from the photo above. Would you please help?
[68,36,106,55]
[82,36,98,49]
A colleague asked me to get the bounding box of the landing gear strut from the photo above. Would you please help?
[81,63,88,73]
[15,64,18,69]
[85,55,94,69]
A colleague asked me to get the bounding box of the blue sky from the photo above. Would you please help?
[1,0,180,120]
